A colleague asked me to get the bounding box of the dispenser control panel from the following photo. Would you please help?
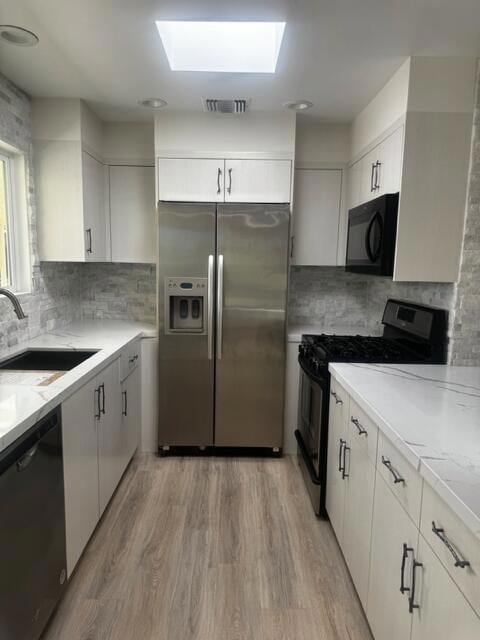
[164,277,208,335]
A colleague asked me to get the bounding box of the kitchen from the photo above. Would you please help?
[0,1,479,639]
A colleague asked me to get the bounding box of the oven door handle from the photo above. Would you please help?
[294,430,322,486]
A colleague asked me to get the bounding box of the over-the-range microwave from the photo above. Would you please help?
[345,193,399,276]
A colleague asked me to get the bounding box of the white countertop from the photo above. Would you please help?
[329,363,480,539]
[0,320,156,453]
[287,323,377,343]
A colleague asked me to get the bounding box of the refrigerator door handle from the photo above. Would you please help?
[207,254,214,359]
[217,254,224,359]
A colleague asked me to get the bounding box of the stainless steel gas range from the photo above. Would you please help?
[295,299,449,516]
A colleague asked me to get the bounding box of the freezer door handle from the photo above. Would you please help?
[207,254,214,360]
[217,254,224,359]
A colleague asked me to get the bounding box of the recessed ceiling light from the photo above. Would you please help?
[138,98,167,108]
[283,100,314,111]
[156,21,286,73]
[0,25,39,47]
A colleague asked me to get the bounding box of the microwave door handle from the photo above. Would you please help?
[365,211,383,263]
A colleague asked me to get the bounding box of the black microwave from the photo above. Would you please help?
[345,193,399,276]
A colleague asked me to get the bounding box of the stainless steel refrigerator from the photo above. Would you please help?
[157,202,290,450]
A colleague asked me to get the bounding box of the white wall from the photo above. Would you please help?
[103,122,154,165]
[155,110,296,158]
[295,120,351,167]
[351,59,410,159]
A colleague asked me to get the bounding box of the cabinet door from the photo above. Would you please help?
[292,169,342,266]
[224,159,291,203]
[375,126,404,196]
[62,378,99,577]
[367,471,418,640]
[110,166,156,263]
[157,158,224,202]
[97,358,123,514]
[82,150,108,261]
[121,364,141,465]
[411,536,480,640]
[325,380,349,543]
[342,415,377,607]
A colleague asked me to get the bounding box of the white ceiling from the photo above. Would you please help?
[1,0,480,123]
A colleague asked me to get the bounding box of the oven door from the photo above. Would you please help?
[296,361,328,479]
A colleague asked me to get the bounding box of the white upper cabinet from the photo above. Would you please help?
[346,57,476,282]
[224,159,291,203]
[157,157,292,203]
[33,98,110,262]
[82,151,108,262]
[157,158,225,202]
[292,168,342,266]
[109,165,156,263]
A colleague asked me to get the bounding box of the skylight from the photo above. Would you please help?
[155,21,286,73]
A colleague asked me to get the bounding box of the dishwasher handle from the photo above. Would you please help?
[16,444,39,471]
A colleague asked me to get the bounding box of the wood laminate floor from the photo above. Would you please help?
[42,454,373,640]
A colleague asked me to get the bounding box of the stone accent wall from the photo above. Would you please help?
[79,263,156,324]
[451,63,480,365]
[288,266,455,335]
[0,74,82,354]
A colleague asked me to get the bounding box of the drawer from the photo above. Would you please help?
[348,398,378,465]
[120,339,141,381]
[420,481,480,617]
[377,431,423,526]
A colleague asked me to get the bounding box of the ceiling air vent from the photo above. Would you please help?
[203,98,250,114]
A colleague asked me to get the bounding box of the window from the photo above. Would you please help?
[0,153,14,287]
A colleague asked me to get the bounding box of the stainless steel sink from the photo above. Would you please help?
[0,349,98,371]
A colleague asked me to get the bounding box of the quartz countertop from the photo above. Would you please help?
[0,320,156,453]
[329,363,480,539]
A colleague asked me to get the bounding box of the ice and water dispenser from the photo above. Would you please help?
[164,277,207,334]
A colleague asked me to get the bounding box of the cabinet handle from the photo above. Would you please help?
[408,559,423,614]
[342,442,350,479]
[128,354,139,364]
[400,543,413,594]
[381,455,405,484]
[351,416,367,436]
[227,167,232,194]
[431,521,470,569]
[100,383,106,415]
[338,438,345,472]
[217,167,222,195]
[375,161,381,190]
[370,163,375,192]
[86,228,92,253]
[290,235,295,260]
[94,387,101,419]
[122,390,128,417]
[330,390,343,405]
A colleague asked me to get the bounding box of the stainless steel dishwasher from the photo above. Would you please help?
[0,406,67,640]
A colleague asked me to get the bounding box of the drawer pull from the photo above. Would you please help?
[342,442,350,480]
[330,391,343,405]
[432,521,470,569]
[381,455,405,484]
[408,558,423,614]
[129,354,139,364]
[400,543,413,595]
[351,417,367,436]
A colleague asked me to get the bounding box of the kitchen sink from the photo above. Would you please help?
[0,349,98,371]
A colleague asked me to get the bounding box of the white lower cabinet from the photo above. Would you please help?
[325,379,349,542]
[62,350,139,577]
[62,377,99,577]
[367,471,419,640]
[342,406,378,608]
[121,362,141,466]
[97,358,123,515]
[411,536,480,640]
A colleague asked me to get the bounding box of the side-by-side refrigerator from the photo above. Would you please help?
[157,202,290,450]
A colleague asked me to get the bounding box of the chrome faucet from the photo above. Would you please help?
[0,288,27,319]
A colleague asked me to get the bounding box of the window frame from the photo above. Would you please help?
[0,151,18,289]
